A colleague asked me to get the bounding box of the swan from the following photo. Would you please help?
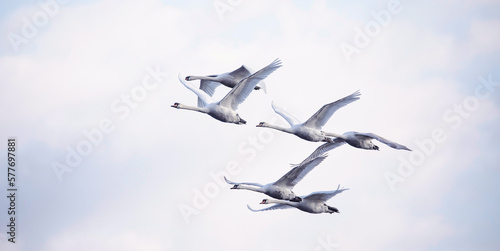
[172,59,282,124]
[224,154,328,202]
[321,131,411,151]
[256,90,361,142]
[290,132,411,167]
[247,185,348,214]
[185,65,266,107]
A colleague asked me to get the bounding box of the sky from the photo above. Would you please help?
[0,0,500,250]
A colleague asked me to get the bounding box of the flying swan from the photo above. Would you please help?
[256,91,361,142]
[185,65,266,107]
[290,133,411,167]
[247,185,349,214]
[172,59,282,124]
[224,154,328,202]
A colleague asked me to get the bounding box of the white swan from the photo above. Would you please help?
[256,91,361,142]
[172,59,282,124]
[185,65,266,107]
[224,154,328,202]
[290,132,411,167]
[325,131,411,151]
[247,185,348,214]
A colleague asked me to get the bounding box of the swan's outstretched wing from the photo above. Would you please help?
[356,132,411,151]
[178,73,216,106]
[224,176,264,187]
[244,65,267,93]
[303,185,349,201]
[198,78,220,107]
[247,204,293,212]
[290,139,346,167]
[219,59,282,110]
[271,101,302,126]
[274,155,327,189]
[303,90,361,129]
[228,65,252,80]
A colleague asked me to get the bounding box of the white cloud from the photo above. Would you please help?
[466,19,500,55]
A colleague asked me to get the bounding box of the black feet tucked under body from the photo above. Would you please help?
[327,206,339,213]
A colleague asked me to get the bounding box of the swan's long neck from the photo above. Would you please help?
[176,104,208,113]
[266,199,299,207]
[189,75,221,81]
[262,124,295,134]
[238,184,265,193]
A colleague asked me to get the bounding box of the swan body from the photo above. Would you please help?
[257,90,361,142]
[172,59,282,124]
[206,103,245,124]
[225,155,328,202]
[247,185,348,214]
[292,124,327,142]
[185,65,265,107]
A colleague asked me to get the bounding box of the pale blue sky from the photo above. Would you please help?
[1,0,500,250]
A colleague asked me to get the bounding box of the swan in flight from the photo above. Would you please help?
[225,154,328,202]
[247,185,348,214]
[290,132,411,166]
[172,59,282,124]
[256,91,361,142]
[332,131,411,151]
[322,131,411,151]
[185,65,266,107]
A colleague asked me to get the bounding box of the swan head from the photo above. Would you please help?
[260,199,269,204]
[230,184,239,189]
[171,102,181,109]
[362,139,379,151]
[256,122,267,127]
[185,76,193,81]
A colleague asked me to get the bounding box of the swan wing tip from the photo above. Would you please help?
[247,204,258,212]
[338,186,350,192]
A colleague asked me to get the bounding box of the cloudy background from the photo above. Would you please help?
[1,0,500,250]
